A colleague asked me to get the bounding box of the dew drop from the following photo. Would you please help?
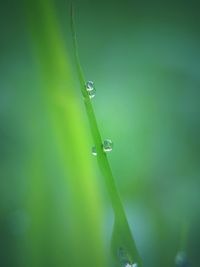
[124,263,138,267]
[175,251,189,267]
[88,88,96,99]
[85,81,96,99]
[92,146,97,156]
[103,139,113,153]
[85,80,94,91]
[118,247,132,267]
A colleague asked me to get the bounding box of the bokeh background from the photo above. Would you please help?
[0,0,200,266]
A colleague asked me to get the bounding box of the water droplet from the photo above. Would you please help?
[86,81,94,91]
[92,146,97,156]
[85,81,96,99]
[103,139,113,153]
[175,251,189,267]
[124,263,138,267]
[118,247,132,267]
[88,88,96,99]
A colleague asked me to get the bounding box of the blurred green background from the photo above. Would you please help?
[0,0,200,266]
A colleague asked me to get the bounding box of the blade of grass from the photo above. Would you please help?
[70,4,143,267]
[23,1,107,266]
